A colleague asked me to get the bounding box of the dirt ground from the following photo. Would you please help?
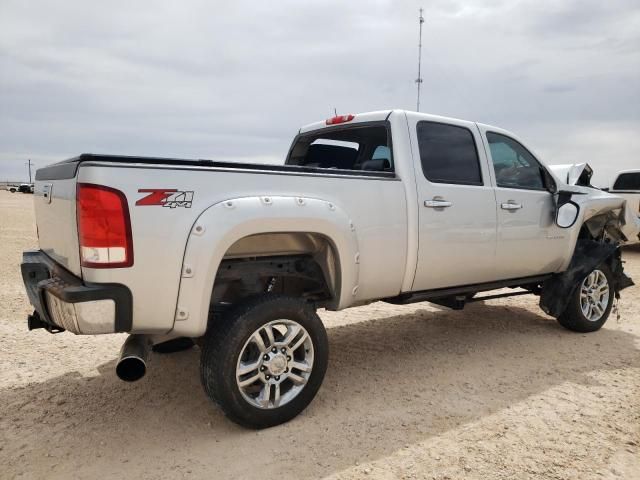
[1,189,638,480]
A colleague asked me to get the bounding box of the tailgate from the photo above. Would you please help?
[33,161,82,276]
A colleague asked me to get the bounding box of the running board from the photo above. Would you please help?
[383,274,553,306]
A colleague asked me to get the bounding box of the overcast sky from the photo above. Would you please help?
[1,0,638,186]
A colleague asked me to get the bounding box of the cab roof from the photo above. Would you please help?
[299,110,393,134]
[299,109,514,137]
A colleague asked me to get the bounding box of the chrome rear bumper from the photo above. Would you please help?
[21,250,132,334]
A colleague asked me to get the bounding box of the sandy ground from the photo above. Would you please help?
[0,189,639,480]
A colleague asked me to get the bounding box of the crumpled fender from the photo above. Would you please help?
[560,187,640,245]
[540,240,634,318]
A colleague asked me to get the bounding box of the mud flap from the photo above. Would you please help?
[539,240,634,318]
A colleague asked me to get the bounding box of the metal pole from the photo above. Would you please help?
[28,159,32,183]
[415,8,424,112]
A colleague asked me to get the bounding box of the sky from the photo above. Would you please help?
[0,0,638,186]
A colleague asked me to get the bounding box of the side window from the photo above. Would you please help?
[362,145,393,171]
[417,121,482,185]
[486,132,545,190]
[372,145,391,162]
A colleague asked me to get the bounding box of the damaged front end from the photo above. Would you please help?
[540,240,633,318]
[541,163,639,317]
[549,162,640,244]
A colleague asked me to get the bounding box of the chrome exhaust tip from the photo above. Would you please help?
[116,335,151,382]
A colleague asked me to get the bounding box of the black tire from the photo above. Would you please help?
[557,263,615,333]
[200,295,328,429]
[152,337,195,354]
[9,188,16,193]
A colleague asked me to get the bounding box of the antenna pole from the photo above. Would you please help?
[26,159,33,183]
[415,8,425,112]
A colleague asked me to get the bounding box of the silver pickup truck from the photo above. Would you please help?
[21,110,639,428]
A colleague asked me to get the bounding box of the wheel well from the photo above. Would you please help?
[578,211,630,244]
[210,232,339,309]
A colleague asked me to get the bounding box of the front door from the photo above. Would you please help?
[409,115,497,291]
[479,128,567,279]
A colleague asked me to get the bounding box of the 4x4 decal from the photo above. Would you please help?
[136,189,194,208]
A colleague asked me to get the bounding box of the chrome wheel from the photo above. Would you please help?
[579,269,610,322]
[236,319,314,409]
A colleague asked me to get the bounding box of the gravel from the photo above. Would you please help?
[1,190,638,479]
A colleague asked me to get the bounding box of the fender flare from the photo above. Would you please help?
[172,195,360,337]
[539,240,633,318]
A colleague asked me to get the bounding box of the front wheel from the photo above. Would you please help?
[200,295,328,429]
[557,263,615,333]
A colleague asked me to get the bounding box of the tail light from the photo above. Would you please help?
[326,114,355,125]
[77,183,133,268]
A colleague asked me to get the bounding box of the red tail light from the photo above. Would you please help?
[77,183,133,268]
[326,114,355,125]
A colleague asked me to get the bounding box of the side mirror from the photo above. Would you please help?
[556,201,580,228]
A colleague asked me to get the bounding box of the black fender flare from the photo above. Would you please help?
[539,240,634,318]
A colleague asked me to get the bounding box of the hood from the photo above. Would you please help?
[548,163,594,186]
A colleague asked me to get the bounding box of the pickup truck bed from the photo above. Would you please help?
[34,150,408,335]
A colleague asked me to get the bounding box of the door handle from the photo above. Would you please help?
[424,199,453,208]
[501,201,523,210]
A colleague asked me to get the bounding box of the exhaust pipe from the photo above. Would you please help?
[116,334,152,382]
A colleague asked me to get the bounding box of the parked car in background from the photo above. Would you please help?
[6,183,34,193]
[609,170,640,217]
[601,170,640,246]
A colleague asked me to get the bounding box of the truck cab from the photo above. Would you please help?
[287,111,574,290]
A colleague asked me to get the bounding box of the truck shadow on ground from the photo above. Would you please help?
[2,302,639,479]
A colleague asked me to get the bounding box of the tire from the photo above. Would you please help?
[9,188,16,193]
[200,295,328,429]
[152,337,195,354]
[557,263,615,333]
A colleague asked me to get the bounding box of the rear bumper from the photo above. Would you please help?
[21,250,132,334]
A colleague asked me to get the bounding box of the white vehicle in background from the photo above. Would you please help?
[18,183,35,194]
[19,110,640,428]
[609,169,640,218]
[6,183,34,193]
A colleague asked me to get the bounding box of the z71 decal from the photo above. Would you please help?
[136,189,194,208]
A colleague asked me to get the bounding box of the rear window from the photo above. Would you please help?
[613,172,640,191]
[416,121,482,185]
[286,124,393,172]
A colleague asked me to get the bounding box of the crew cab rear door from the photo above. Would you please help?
[406,113,497,290]
[476,125,566,279]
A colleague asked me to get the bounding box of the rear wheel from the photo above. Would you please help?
[557,263,614,333]
[200,295,328,429]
